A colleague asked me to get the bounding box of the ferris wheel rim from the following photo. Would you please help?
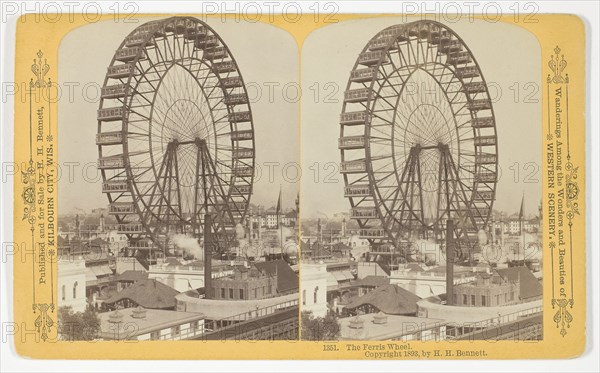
[340,20,498,247]
[97,16,255,250]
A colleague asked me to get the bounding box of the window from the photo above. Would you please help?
[229,288,234,299]
[302,290,306,305]
[239,289,244,299]
[254,288,257,299]
[191,321,199,331]
[481,295,486,306]
[61,285,66,301]
[268,284,272,294]
[462,294,467,305]
[221,288,225,299]
[471,295,476,306]
[72,282,78,299]
[150,331,160,340]
[171,325,180,337]
[510,291,514,301]
[453,294,458,305]
[313,286,319,304]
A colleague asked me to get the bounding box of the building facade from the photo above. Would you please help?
[58,258,87,312]
[300,263,328,317]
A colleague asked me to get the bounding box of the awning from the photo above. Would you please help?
[332,270,353,282]
[91,265,113,277]
[86,268,98,283]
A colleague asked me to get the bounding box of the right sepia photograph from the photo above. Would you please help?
[300,17,542,342]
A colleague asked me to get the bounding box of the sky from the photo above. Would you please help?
[300,16,543,219]
[58,16,543,220]
[58,16,299,215]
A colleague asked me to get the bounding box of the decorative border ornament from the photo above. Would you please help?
[25,50,56,341]
[548,46,567,84]
[547,46,578,337]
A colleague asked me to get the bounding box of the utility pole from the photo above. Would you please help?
[446,219,455,306]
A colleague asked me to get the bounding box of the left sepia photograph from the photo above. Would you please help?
[56,16,300,341]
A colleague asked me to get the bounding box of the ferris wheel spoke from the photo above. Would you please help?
[340,21,497,245]
[99,18,254,254]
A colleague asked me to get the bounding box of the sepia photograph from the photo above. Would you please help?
[57,16,300,341]
[300,17,543,342]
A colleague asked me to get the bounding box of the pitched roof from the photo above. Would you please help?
[253,260,298,293]
[115,270,148,283]
[344,284,421,315]
[103,279,179,309]
[495,266,542,301]
[357,275,390,288]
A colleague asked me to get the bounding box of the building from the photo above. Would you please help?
[58,258,87,312]
[114,270,148,292]
[102,279,180,310]
[210,265,278,300]
[281,210,298,227]
[98,307,205,341]
[300,240,331,261]
[187,259,298,301]
[416,267,543,328]
[524,218,540,233]
[389,264,476,298]
[495,266,543,302]
[253,259,299,294]
[174,260,298,321]
[300,262,328,317]
[354,275,390,297]
[147,259,234,293]
[343,284,421,316]
[57,235,116,303]
[452,272,519,307]
[264,209,281,229]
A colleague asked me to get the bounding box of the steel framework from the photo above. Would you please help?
[97,17,255,256]
[340,21,498,257]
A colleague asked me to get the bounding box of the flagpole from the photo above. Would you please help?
[519,192,525,267]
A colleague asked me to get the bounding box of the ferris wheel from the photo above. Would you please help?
[340,21,497,255]
[97,17,255,255]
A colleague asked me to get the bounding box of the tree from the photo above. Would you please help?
[58,305,101,341]
[301,311,340,341]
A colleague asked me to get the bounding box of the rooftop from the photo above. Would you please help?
[344,284,421,315]
[356,275,390,288]
[496,266,542,301]
[114,270,148,283]
[103,279,180,309]
[98,307,204,339]
[339,313,445,340]
[254,260,298,293]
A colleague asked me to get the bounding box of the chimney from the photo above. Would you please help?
[204,214,213,299]
[446,219,455,306]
